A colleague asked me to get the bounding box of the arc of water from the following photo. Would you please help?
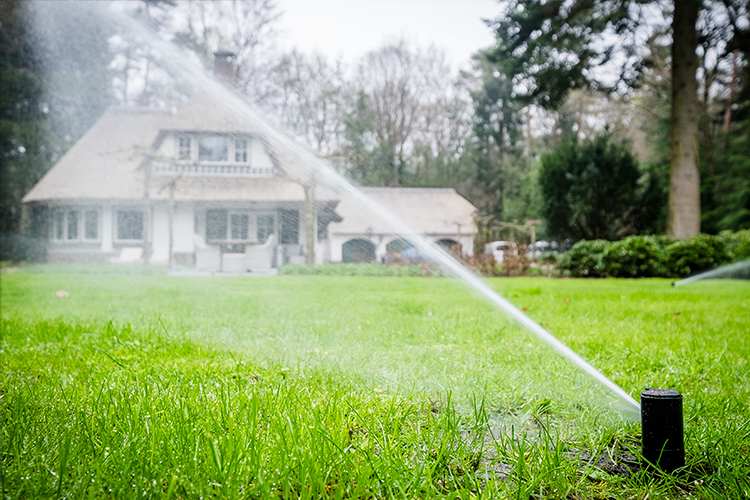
[94,3,642,418]
[673,259,750,286]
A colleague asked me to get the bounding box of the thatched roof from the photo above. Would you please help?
[22,93,329,204]
[328,188,477,236]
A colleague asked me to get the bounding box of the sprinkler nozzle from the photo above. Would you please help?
[641,388,684,472]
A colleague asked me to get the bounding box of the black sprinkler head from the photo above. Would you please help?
[641,388,685,472]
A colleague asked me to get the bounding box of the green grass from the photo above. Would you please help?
[2,266,749,498]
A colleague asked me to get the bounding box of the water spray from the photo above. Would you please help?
[640,388,685,472]
[58,2,642,418]
[673,259,750,286]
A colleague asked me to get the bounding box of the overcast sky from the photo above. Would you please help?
[275,0,500,69]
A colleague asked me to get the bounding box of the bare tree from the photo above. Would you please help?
[110,1,182,107]
[262,50,345,157]
[355,39,454,186]
[175,0,281,99]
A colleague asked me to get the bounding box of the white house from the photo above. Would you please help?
[22,57,477,270]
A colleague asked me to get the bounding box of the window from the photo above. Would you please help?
[67,210,79,240]
[230,213,249,239]
[206,209,228,241]
[207,210,257,242]
[53,211,64,241]
[84,210,99,240]
[116,210,143,241]
[52,207,100,242]
[198,136,228,162]
[178,136,191,160]
[257,214,274,242]
[234,139,248,163]
[280,209,299,245]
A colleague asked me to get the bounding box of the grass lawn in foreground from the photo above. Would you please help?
[1,266,749,498]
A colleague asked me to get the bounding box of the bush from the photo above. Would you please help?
[718,229,750,261]
[559,240,609,277]
[600,236,670,278]
[667,234,731,276]
[0,234,46,262]
[559,231,749,278]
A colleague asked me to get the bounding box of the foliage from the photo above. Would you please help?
[600,236,671,278]
[485,0,749,239]
[702,114,750,232]
[0,233,46,262]
[560,232,747,278]
[0,0,54,234]
[539,133,656,241]
[559,239,610,277]
[486,0,639,109]
[718,229,750,260]
[667,234,732,277]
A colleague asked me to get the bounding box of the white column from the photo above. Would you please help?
[101,205,113,252]
[375,237,387,264]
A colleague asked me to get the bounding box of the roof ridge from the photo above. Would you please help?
[360,187,456,193]
[107,105,173,115]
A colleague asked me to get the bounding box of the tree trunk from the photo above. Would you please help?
[142,160,151,264]
[304,180,316,266]
[666,0,701,239]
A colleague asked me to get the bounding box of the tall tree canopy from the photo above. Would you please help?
[486,0,749,239]
[539,132,662,241]
[0,0,48,235]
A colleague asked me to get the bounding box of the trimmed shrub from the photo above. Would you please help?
[559,240,609,277]
[718,229,750,261]
[667,234,731,276]
[559,231,749,278]
[600,236,670,278]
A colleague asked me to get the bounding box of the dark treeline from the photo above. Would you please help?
[1,0,748,254]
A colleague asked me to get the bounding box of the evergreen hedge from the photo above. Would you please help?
[560,230,750,278]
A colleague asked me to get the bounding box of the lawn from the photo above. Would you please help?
[1,265,749,498]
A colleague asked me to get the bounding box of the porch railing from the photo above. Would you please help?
[152,162,273,177]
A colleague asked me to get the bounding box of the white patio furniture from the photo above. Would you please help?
[150,247,169,265]
[285,243,306,265]
[110,247,143,264]
[193,234,221,271]
[222,253,247,273]
[246,234,276,270]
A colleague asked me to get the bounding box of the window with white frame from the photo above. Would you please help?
[257,214,274,243]
[234,138,248,163]
[84,210,99,240]
[230,213,249,239]
[198,136,229,162]
[206,209,256,242]
[51,207,100,242]
[116,209,143,241]
[178,136,192,160]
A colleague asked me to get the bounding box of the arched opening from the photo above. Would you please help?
[342,238,376,263]
[437,238,461,255]
[386,238,412,255]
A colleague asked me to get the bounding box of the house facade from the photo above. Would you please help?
[22,71,477,269]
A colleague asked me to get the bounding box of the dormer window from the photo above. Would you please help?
[178,136,191,160]
[235,139,248,163]
[198,136,228,162]
[161,134,266,176]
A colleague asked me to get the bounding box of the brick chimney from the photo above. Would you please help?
[213,50,236,84]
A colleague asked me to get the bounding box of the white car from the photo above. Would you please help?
[526,241,559,257]
[483,241,517,263]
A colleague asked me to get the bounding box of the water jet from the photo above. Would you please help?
[641,388,684,473]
